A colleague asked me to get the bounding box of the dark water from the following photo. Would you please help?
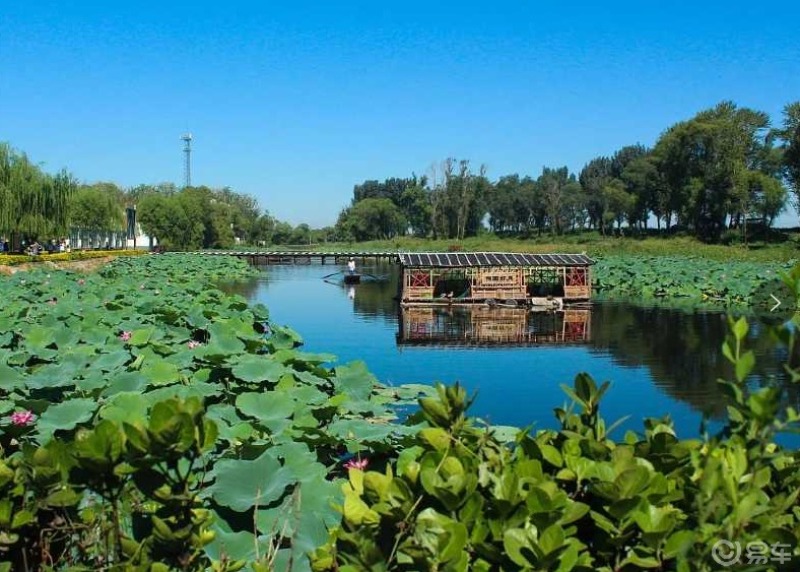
[224,262,800,442]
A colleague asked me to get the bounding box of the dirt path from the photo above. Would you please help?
[0,256,116,275]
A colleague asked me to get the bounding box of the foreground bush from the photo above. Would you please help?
[0,255,799,571]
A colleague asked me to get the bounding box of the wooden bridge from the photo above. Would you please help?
[190,251,399,265]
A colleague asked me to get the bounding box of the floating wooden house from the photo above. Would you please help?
[397,252,594,305]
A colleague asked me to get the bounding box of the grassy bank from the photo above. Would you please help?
[282,234,799,263]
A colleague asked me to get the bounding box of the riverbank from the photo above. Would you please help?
[0,249,146,274]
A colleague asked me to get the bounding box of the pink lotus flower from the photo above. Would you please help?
[119,331,132,342]
[77,279,85,286]
[187,340,201,349]
[344,457,369,471]
[10,410,34,426]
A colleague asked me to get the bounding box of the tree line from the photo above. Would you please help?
[336,100,800,242]
[0,143,314,250]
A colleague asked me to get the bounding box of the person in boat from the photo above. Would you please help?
[347,257,356,275]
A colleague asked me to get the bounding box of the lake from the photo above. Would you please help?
[223,261,799,442]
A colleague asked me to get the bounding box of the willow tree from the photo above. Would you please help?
[0,142,76,238]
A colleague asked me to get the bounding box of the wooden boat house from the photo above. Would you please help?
[397,252,594,305]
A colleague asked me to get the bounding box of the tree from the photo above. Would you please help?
[290,223,311,244]
[654,101,774,241]
[271,221,294,245]
[621,154,663,230]
[601,178,636,231]
[337,198,405,241]
[70,184,125,232]
[538,167,581,235]
[0,143,76,239]
[398,184,432,237]
[779,102,800,208]
[743,171,786,227]
[250,214,276,245]
[579,156,614,232]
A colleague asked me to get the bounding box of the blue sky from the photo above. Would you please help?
[2,1,799,227]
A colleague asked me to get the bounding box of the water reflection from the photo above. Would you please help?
[397,307,591,346]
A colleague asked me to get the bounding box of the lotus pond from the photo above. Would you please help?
[1,253,799,571]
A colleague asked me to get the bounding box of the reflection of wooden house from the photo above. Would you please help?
[398,252,594,305]
[397,307,592,347]
[471,307,527,342]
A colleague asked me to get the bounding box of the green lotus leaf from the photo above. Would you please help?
[231,355,287,383]
[99,393,150,424]
[235,392,294,434]
[0,363,26,391]
[209,451,295,512]
[142,361,181,386]
[102,371,149,396]
[332,362,376,401]
[36,398,97,441]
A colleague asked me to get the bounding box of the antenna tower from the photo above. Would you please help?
[181,133,192,187]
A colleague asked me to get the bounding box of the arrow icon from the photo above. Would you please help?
[770,294,781,312]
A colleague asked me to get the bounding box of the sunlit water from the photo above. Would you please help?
[223,262,799,445]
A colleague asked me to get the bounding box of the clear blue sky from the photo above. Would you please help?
[2,1,799,227]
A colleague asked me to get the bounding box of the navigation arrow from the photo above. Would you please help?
[771,294,781,312]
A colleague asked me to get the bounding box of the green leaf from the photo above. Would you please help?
[231,355,287,383]
[130,327,156,346]
[735,350,756,382]
[504,527,538,566]
[0,363,25,391]
[99,393,149,424]
[732,316,748,341]
[663,530,694,559]
[209,451,295,512]
[142,361,181,386]
[419,427,450,451]
[616,466,651,499]
[333,362,376,401]
[234,392,294,434]
[37,398,97,441]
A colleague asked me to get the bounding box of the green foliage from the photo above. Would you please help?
[0,254,429,570]
[313,315,800,572]
[69,183,126,233]
[780,101,800,206]
[0,142,76,238]
[4,253,800,570]
[337,198,406,241]
[592,255,794,305]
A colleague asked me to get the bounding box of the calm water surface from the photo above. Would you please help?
[225,263,798,441]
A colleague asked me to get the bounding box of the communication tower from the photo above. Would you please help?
[181,133,193,187]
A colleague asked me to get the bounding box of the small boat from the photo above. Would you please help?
[343,274,361,284]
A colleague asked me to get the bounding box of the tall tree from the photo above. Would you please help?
[0,143,76,239]
[654,101,776,240]
[779,102,800,209]
[538,166,581,235]
[579,156,614,232]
